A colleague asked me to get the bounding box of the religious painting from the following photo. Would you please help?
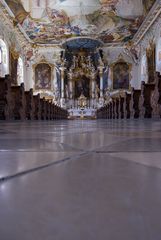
[34,63,52,90]
[146,42,156,83]
[4,0,157,45]
[112,61,131,90]
[74,76,90,99]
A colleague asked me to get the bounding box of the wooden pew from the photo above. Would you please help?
[131,88,141,119]
[11,83,26,120]
[53,104,57,120]
[124,92,131,119]
[33,94,41,120]
[119,96,124,119]
[48,102,52,120]
[115,98,120,119]
[25,89,34,120]
[151,72,161,118]
[141,81,155,118]
[0,75,13,120]
[112,99,116,119]
[107,104,110,119]
[109,102,112,119]
[40,98,47,120]
[49,102,54,120]
[46,100,51,120]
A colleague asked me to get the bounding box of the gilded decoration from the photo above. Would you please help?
[10,47,19,60]
[4,0,156,45]
[32,60,54,91]
[110,55,132,91]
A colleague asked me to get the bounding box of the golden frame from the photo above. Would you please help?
[32,59,54,92]
[110,55,132,91]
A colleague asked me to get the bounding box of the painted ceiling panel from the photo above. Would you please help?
[4,0,156,45]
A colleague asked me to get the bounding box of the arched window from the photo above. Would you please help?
[17,57,24,84]
[0,39,9,77]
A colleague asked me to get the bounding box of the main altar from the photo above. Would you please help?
[55,38,110,119]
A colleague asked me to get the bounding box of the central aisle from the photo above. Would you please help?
[0,119,161,240]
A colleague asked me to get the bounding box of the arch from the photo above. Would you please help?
[0,39,9,77]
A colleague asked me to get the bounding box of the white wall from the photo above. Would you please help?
[0,39,9,77]
[103,47,140,89]
[23,47,61,96]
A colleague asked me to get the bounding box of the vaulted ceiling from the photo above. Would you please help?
[5,0,156,45]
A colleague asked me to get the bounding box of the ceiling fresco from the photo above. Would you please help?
[4,0,156,45]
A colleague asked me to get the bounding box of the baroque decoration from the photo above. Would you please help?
[33,60,54,91]
[4,0,156,45]
[110,55,132,90]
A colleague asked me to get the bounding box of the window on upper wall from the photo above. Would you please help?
[0,39,9,77]
[17,57,24,84]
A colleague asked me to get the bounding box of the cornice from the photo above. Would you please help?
[133,0,161,45]
[0,1,31,52]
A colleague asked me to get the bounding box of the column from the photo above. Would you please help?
[60,66,65,99]
[60,66,66,108]
[98,65,104,107]
[99,66,104,98]
[91,78,95,99]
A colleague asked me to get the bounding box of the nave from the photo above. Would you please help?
[0,119,161,240]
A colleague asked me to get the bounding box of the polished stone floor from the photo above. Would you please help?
[0,119,161,240]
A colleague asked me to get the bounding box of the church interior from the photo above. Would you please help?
[0,0,161,239]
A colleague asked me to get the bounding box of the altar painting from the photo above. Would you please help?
[75,76,90,99]
[112,62,131,90]
[35,63,51,90]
